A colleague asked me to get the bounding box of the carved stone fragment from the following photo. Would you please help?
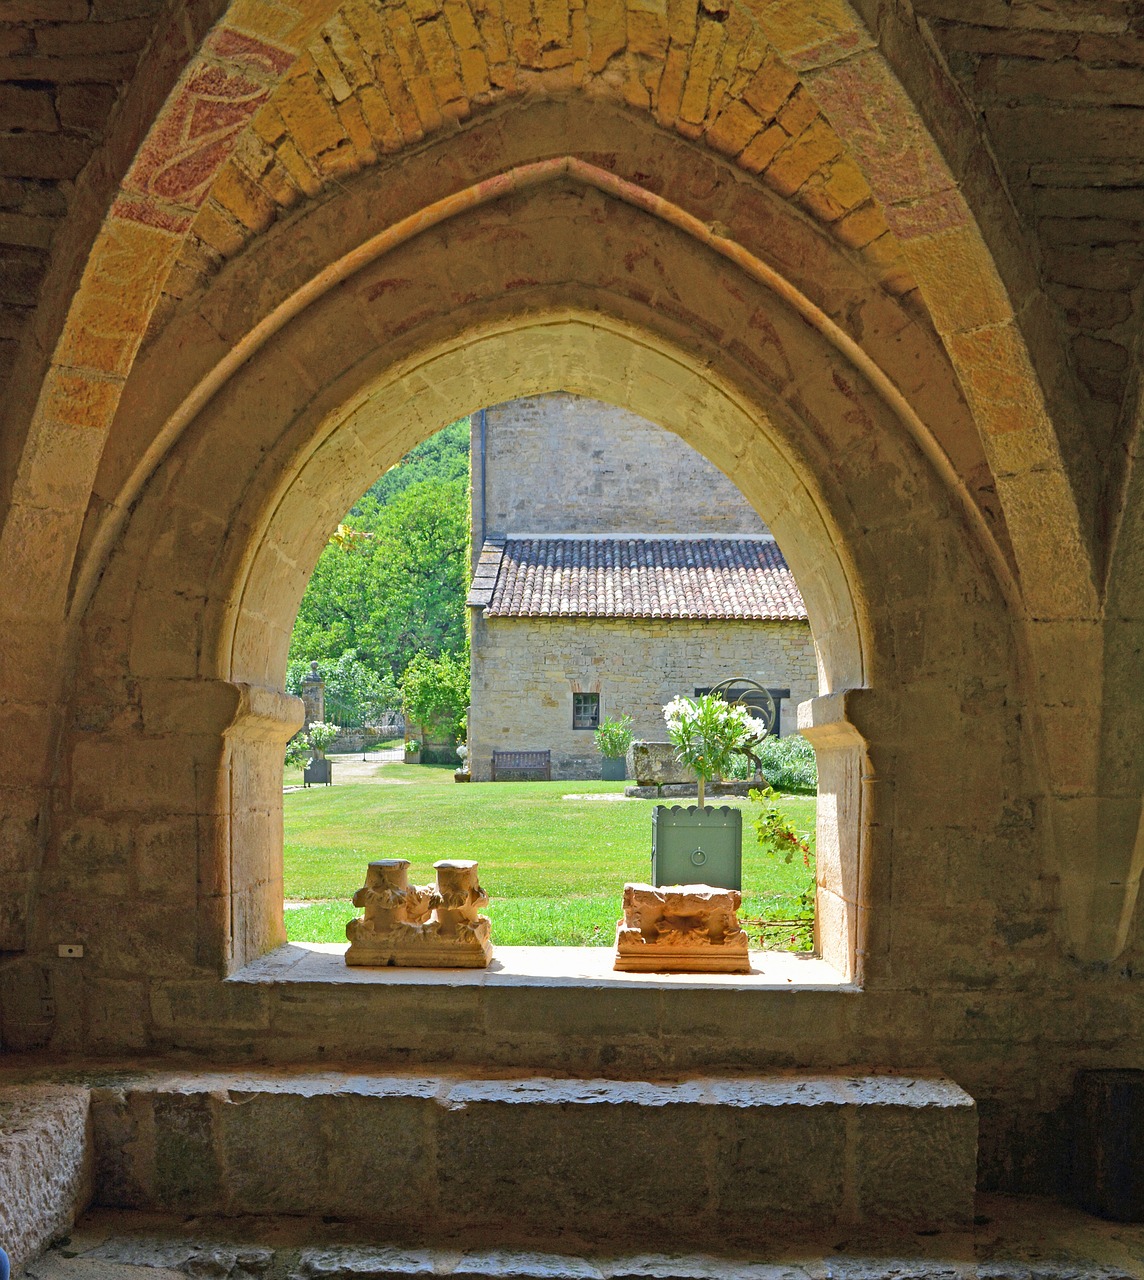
[345,858,493,968]
[613,882,751,973]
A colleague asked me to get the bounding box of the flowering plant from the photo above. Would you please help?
[306,720,339,756]
[456,744,469,763]
[404,739,421,753]
[594,714,634,759]
[663,694,769,808]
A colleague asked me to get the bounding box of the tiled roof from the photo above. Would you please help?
[468,538,807,621]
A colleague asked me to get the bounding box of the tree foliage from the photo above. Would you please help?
[285,652,400,727]
[287,418,471,700]
[400,649,470,739]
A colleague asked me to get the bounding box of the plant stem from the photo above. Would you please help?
[697,776,705,809]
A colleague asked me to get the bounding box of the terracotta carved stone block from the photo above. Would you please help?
[613,882,751,973]
[345,858,493,968]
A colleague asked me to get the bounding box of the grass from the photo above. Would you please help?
[283,757,817,949]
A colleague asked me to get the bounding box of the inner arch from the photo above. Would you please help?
[226,313,866,698]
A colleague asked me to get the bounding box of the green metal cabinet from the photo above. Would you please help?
[651,805,742,891]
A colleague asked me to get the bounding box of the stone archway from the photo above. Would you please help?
[30,135,1023,1028]
[6,0,1098,972]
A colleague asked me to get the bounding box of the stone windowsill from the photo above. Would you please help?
[228,942,856,990]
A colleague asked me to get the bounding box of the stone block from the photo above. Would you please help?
[320,1092,438,1220]
[628,741,695,786]
[218,1088,331,1215]
[484,982,661,1041]
[0,1085,92,1269]
[711,1077,848,1228]
[436,1079,714,1235]
[74,1068,976,1241]
[848,1078,977,1228]
[88,1089,151,1210]
[152,1091,222,1212]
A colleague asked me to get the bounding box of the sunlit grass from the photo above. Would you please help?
[283,761,816,948]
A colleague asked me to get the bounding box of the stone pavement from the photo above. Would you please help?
[22,1201,1144,1280]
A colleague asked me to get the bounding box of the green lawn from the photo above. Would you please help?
[283,760,817,948]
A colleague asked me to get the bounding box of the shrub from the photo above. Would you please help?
[757,734,817,793]
[747,783,815,949]
[594,715,634,759]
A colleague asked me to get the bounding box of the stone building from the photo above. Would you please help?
[467,394,818,779]
[2,0,1144,1271]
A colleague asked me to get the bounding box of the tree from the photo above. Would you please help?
[400,649,470,741]
[287,473,469,682]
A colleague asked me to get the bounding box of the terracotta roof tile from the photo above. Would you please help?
[472,538,807,621]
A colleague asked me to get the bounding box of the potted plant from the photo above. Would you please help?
[303,720,339,786]
[404,738,422,765]
[652,694,770,890]
[594,715,633,781]
[454,743,471,783]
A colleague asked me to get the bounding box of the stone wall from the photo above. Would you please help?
[473,393,770,544]
[5,1,1144,1208]
[469,614,817,781]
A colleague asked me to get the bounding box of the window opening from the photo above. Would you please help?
[572,692,601,729]
[281,395,822,960]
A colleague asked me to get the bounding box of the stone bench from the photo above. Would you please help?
[88,1069,977,1243]
[490,749,552,781]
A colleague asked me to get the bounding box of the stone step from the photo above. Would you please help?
[89,1070,977,1246]
[23,1200,1144,1280]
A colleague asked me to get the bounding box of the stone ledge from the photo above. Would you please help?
[227,943,852,990]
[25,1196,1144,1280]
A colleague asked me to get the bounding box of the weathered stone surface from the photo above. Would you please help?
[72,1069,975,1239]
[614,883,752,974]
[628,742,698,788]
[26,1191,1144,1280]
[0,1085,92,1269]
[345,858,493,968]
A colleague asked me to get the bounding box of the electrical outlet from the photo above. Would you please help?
[57,943,83,958]
[40,997,56,1019]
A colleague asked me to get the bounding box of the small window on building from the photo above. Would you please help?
[572,692,600,730]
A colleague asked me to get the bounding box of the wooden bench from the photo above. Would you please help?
[491,749,552,781]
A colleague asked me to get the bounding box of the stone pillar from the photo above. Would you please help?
[301,660,325,728]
